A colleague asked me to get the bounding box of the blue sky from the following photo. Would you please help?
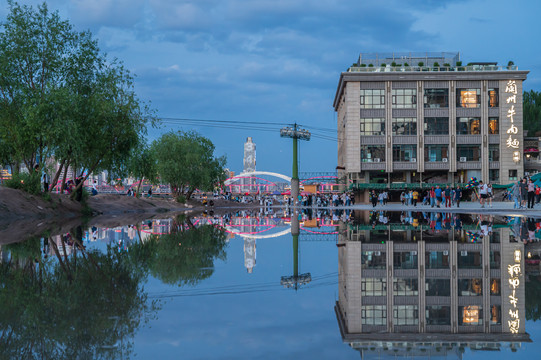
[2,0,540,176]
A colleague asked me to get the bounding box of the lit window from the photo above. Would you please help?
[457,88,480,108]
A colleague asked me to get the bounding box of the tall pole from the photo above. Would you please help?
[291,124,299,206]
[280,123,310,208]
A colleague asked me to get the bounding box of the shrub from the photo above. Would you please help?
[176,195,187,203]
[4,172,41,195]
[418,62,424,67]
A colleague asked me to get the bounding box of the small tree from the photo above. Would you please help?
[152,131,226,200]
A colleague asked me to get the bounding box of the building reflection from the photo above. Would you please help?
[336,211,531,358]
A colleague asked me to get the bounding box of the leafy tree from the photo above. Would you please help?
[0,1,156,199]
[524,90,541,136]
[151,131,226,200]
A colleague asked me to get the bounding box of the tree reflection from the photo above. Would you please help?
[0,216,227,359]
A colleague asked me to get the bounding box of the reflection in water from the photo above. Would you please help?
[336,210,532,358]
[0,216,227,359]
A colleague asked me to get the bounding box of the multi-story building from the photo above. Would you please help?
[333,52,529,197]
[335,213,531,357]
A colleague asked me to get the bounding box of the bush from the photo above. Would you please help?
[418,62,424,67]
[4,172,41,195]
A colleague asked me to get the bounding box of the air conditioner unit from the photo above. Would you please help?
[411,251,417,256]
[374,158,381,162]
[442,158,448,162]
[443,250,449,256]
[460,250,468,256]
[375,251,381,256]
[410,158,417,162]
[460,157,467,162]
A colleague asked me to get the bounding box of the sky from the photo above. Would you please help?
[1,0,540,177]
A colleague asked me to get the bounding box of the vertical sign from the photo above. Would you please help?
[504,81,521,161]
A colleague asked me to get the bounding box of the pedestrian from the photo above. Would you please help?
[371,190,377,208]
[454,185,462,208]
[487,184,493,208]
[148,187,152,198]
[430,187,436,208]
[400,191,405,205]
[528,179,535,209]
[412,189,419,207]
[478,181,488,208]
[42,172,50,193]
[434,185,442,208]
[511,181,521,209]
[520,178,528,208]
[378,192,384,206]
[536,185,541,204]
[444,185,451,208]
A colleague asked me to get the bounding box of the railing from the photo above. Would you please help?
[347,65,519,73]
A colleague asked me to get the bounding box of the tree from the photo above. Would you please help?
[151,131,226,200]
[524,90,541,137]
[0,1,156,198]
[126,144,158,197]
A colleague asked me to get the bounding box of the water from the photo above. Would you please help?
[2,209,541,359]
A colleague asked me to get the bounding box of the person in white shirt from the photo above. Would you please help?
[478,181,488,208]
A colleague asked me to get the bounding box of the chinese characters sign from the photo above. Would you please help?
[505,81,520,152]
[507,249,522,334]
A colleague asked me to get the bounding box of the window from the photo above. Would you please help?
[457,145,481,161]
[490,278,501,295]
[458,278,483,296]
[360,118,385,135]
[392,145,417,162]
[394,305,418,325]
[457,88,481,108]
[424,89,449,108]
[425,279,450,296]
[392,89,417,109]
[456,117,481,134]
[361,145,385,162]
[361,251,386,269]
[393,278,418,296]
[394,251,418,269]
[490,169,500,182]
[424,117,449,135]
[509,169,518,180]
[490,251,501,269]
[426,306,451,325]
[458,251,482,268]
[426,251,450,269]
[362,305,386,325]
[488,88,499,107]
[459,305,483,325]
[490,305,501,325]
[392,117,417,135]
[361,278,387,296]
[489,144,499,161]
[488,117,499,134]
[360,89,385,109]
[425,145,449,162]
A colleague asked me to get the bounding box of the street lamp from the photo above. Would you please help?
[280,124,311,206]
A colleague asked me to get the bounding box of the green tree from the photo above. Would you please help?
[151,131,226,200]
[524,90,541,136]
[0,1,156,198]
[127,144,158,197]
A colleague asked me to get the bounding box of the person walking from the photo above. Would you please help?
[528,179,535,208]
[444,185,452,208]
[429,187,436,208]
[536,185,541,204]
[511,181,521,209]
[412,189,419,207]
[434,185,443,208]
[454,185,462,208]
[400,191,406,205]
[487,184,493,208]
[520,178,528,208]
[478,181,488,208]
[371,190,377,208]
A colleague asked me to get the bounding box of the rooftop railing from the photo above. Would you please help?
[347,65,519,73]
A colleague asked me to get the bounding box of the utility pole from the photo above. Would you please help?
[280,124,310,207]
[280,214,311,291]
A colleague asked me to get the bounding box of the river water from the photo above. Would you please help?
[1,209,541,359]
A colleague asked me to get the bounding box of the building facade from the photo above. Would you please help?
[333,52,529,191]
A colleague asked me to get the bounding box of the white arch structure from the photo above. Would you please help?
[225,225,292,239]
[224,171,292,185]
